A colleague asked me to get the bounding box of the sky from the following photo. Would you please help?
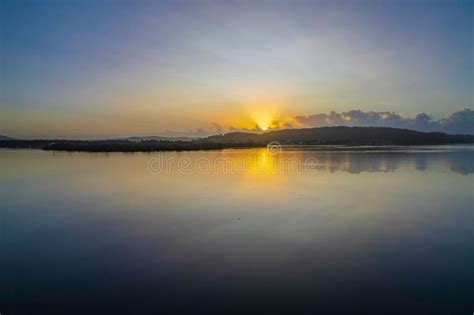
[1,0,473,138]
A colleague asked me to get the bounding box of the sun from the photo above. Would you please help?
[250,110,276,131]
[255,116,272,131]
[246,99,281,131]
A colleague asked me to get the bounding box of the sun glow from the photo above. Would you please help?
[250,108,277,131]
[255,116,273,131]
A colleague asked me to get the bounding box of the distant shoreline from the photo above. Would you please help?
[1,127,473,152]
[1,141,474,153]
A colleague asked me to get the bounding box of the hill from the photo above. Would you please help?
[0,135,16,140]
[206,127,474,146]
[122,136,195,142]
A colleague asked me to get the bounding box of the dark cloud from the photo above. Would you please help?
[295,108,474,134]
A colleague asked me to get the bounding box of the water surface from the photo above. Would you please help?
[1,147,473,314]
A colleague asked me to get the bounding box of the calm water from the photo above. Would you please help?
[1,147,473,314]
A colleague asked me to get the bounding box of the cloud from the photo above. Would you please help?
[266,117,298,131]
[295,108,474,134]
[437,108,474,134]
[157,108,473,138]
[211,122,224,134]
[229,125,262,133]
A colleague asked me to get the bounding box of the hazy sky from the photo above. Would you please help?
[1,0,473,138]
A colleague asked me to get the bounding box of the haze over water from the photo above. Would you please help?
[1,147,473,314]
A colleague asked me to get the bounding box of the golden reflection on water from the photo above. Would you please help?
[147,147,473,177]
[3,147,471,215]
[2,147,473,180]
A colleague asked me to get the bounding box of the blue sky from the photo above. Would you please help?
[1,0,472,138]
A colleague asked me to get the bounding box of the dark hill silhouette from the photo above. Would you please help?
[119,136,195,142]
[207,126,474,146]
